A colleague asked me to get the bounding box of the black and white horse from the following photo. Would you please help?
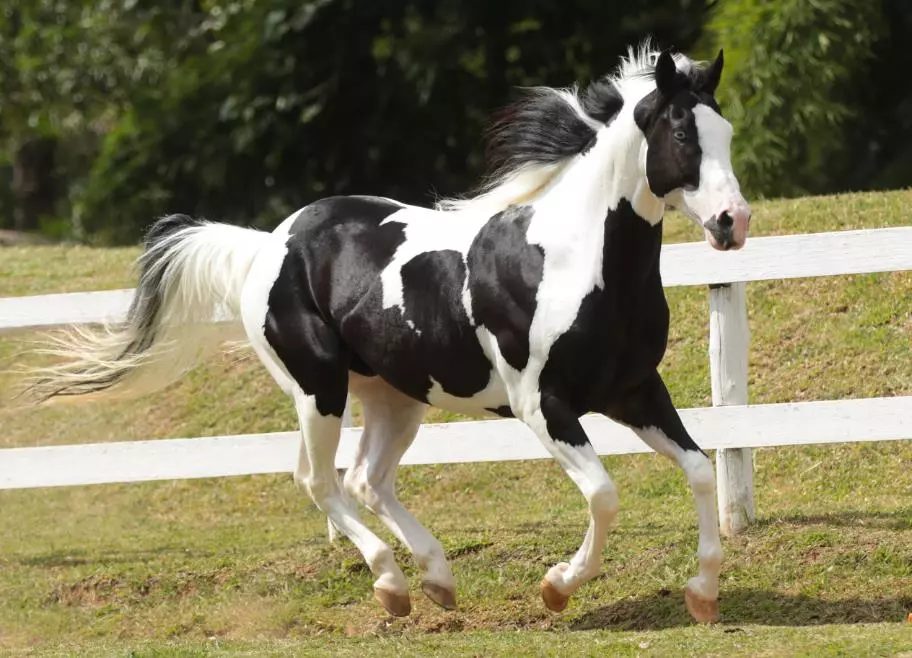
[34,45,750,622]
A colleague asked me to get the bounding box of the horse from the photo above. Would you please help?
[30,44,750,623]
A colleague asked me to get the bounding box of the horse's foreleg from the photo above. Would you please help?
[608,371,722,623]
[518,394,619,612]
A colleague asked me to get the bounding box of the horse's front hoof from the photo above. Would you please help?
[684,586,719,623]
[422,581,457,610]
[540,578,570,612]
[374,586,412,617]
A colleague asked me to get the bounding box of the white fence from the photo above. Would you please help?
[2,227,911,536]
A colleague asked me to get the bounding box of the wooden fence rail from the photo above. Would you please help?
[2,227,911,536]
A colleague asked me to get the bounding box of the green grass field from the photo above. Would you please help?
[1,190,911,656]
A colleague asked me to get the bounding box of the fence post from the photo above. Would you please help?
[327,399,354,543]
[708,281,754,536]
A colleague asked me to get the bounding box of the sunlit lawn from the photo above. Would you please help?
[1,189,910,655]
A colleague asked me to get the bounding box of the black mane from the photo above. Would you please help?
[484,81,624,177]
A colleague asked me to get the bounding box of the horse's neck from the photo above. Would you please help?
[528,116,664,279]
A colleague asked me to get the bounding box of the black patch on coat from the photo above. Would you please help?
[630,51,726,199]
[398,250,493,398]
[467,205,544,371]
[541,393,591,447]
[635,89,703,197]
[264,196,406,416]
[285,196,408,321]
[604,370,704,455]
[339,247,492,404]
[264,253,350,417]
[538,198,669,445]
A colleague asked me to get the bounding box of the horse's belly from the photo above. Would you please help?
[424,368,510,416]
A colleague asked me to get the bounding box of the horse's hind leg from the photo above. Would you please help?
[345,375,457,609]
[607,371,722,623]
[290,386,411,616]
[239,255,411,616]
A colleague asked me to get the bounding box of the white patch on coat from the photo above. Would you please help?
[678,105,740,221]
[239,210,301,396]
[425,372,508,414]
[379,206,487,313]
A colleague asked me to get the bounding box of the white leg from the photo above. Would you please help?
[345,376,456,609]
[238,253,409,615]
[292,388,412,616]
[327,398,354,544]
[635,426,723,622]
[520,404,619,612]
[606,371,723,623]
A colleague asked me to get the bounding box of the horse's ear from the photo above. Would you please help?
[654,49,679,97]
[701,49,724,95]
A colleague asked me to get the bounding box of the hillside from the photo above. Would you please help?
[0,189,910,655]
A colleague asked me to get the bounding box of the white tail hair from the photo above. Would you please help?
[26,215,273,401]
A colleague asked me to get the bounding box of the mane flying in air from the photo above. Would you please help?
[437,41,696,215]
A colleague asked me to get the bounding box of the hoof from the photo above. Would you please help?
[374,587,411,617]
[422,581,457,610]
[540,578,570,612]
[685,587,719,624]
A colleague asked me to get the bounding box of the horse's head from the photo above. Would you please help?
[634,50,750,250]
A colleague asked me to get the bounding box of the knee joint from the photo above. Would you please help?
[343,466,386,511]
[301,474,335,502]
[683,453,715,494]
[588,483,620,520]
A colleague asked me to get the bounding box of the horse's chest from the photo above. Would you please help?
[537,269,669,413]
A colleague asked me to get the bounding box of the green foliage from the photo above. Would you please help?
[28,0,711,243]
[3,1,911,241]
[705,0,884,197]
[0,1,204,233]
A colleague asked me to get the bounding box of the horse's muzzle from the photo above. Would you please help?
[703,207,750,251]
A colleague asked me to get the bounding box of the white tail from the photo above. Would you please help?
[27,215,274,401]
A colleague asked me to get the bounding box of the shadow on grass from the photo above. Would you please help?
[14,545,218,567]
[753,508,912,531]
[570,588,912,631]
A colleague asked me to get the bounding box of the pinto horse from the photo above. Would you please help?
[32,45,750,622]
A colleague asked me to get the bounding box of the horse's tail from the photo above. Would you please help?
[27,214,273,401]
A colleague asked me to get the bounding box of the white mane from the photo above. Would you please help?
[437,40,695,216]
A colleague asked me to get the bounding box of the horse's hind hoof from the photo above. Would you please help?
[374,586,412,617]
[684,586,719,623]
[540,578,570,612]
[422,581,457,610]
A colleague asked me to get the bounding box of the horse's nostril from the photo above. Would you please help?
[717,211,733,229]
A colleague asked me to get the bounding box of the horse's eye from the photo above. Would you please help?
[673,129,687,141]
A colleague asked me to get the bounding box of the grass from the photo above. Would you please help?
[1,189,911,656]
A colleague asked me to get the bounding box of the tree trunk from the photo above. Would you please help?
[12,137,56,232]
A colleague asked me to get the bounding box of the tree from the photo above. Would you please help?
[703,0,884,197]
[76,0,709,243]
[0,1,203,234]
